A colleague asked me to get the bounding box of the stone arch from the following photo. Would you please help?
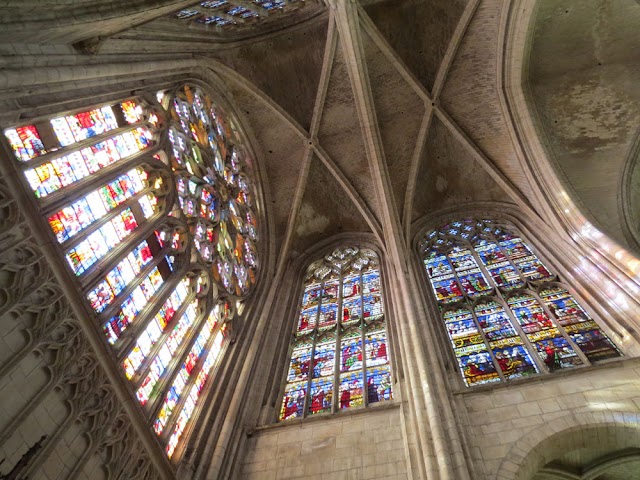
[496,410,640,480]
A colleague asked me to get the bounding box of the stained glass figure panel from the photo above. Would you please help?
[366,365,392,404]
[312,338,335,379]
[363,293,383,321]
[308,377,333,415]
[340,330,363,373]
[4,125,46,161]
[455,344,500,386]
[338,372,363,409]
[540,286,621,362]
[498,235,554,283]
[364,325,388,367]
[362,269,381,294]
[280,380,307,421]
[443,308,482,350]
[342,273,360,299]
[286,341,312,383]
[280,248,390,421]
[318,302,338,331]
[491,343,538,380]
[341,297,361,327]
[297,306,317,337]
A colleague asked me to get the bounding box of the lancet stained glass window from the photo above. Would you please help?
[419,218,621,387]
[279,247,392,421]
[3,83,260,459]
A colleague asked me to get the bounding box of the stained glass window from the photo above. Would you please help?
[4,85,260,460]
[419,218,622,386]
[279,247,392,421]
[170,0,319,31]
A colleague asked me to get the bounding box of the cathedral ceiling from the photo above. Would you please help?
[528,0,640,255]
[9,0,622,273]
[138,0,528,271]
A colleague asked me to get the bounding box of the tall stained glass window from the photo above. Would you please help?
[3,84,260,459]
[419,218,621,387]
[279,247,392,421]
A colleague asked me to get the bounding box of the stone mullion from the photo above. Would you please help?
[334,1,473,478]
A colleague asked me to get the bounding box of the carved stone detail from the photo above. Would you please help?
[0,177,163,479]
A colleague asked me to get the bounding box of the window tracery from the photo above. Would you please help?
[3,83,260,459]
[279,247,392,421]
[419,218,621,387]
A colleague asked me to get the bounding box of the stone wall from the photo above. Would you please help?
[459,358,640,479]
[238,405,409,480]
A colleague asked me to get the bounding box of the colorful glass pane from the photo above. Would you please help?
[48,169,147,243]
[366,365,392,404]
[308,377,333,415]
[312,338,335,379]
[498,235,554,282]
[507,294,582,370]
[297,306,317,337]
[168,85,258,296]
[425,253,462,304]
[340,330,363,373]
[443,308,482,350]
[286,341,312,383]
[103,266,167,344]
[318,302,338,331]
[474,240,524,290]
[65,209,138,276]
[364,325,388,367]
[540,286,621,362]
[338,372,363,409]
[456,343,500,387]
[122,278,190,377]
[342,297,361,326]
[86,240,153,312]
[136,301,199,404]
[342,273,360,299]
[165,330,224,458]
[52,106,119,145]
[363,293,383,321]
[4,125,47,161]
[280,380,307,421]
[154,312,217,434]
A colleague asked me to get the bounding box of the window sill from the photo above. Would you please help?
[451,355,640,396]
[250,400,401,435]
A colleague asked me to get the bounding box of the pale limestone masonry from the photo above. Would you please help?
[241,406,408,480]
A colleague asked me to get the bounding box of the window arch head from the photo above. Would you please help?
[4,83,261,459]
[279,247,393,421]
[418,218,621,387]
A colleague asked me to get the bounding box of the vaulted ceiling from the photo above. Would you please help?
[4,0,639,272]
